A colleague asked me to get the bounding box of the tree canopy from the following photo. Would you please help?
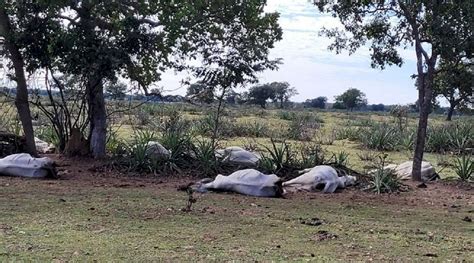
[304,96,327,109]
[434,59,473,120]
[335,88,367,111]
[2,0,282,157]
[315,0,474,180]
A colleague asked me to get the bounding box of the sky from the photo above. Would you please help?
[158,0,425,105]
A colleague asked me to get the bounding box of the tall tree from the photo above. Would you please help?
[304,96,327,109]
[434,59,473,121]
[248,84,276,108]
[0,6,37,156]
[335,88,367,111]
[270,82,298,108]
[315,1,474,181]
[10,0,282,157]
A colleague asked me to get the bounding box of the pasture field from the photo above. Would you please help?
[0,159,473,261]
[1,102,473,261]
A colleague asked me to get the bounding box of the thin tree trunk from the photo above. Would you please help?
[412,57,437,181]
[87,77,107,158]
[446,102,456,121]
[0,8,37,156]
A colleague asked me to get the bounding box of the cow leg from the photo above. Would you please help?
[323,182,338,193]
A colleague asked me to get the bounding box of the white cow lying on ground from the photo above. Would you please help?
[35,137,55,154]
[216,146,261,166]
[194,169,283,197]
[372,161,438,181]
[283,165,356,193]
[0,153,57,178]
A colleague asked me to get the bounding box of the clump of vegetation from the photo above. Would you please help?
[296,143,327,169]
[453,155,473,181]
[123,130,161,173]
[192,139,219,177]
[359,124,400,151]
[287,112,322,141]
[426,122,473,154]
[259,139,294,174]
[367,155,402,194]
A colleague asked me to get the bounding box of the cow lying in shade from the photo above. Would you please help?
[0,153,58,178]
[194,169,283,197]
[283,165,356,193]
[216,146,261,166]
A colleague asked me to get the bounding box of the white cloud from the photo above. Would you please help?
[160,0,426,105]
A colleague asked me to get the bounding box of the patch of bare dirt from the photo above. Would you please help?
[1,155,472,211]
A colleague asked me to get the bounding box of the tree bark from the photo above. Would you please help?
[0,8,37,156]
[446,103,456,121]
[412,53,437,181]
[87,77,107,158]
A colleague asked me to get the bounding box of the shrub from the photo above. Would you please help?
[287,112,322,141]
[277,110,294,120]
[259,139,295,174]
[334,126,360,141]
[368,155,402,194]
[329,151,349,167]
[426,122,473,154]
[360,124,400,151]
[453,155,473,181]
[296,143,326,169]
[192,139,219,177]
[124,130,160,173]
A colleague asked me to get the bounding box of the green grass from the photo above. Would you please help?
[1,178,472,261]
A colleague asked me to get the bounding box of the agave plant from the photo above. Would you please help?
[192,139,219,177]
[360,124,400,151]
[453,155,473,181]
[368,155,402,194]
[259,139,294,173]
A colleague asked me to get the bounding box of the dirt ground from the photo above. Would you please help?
[1,155,473,261]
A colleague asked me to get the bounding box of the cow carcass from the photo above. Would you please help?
[283,165,356,193]
[194,169,283,197]
[0,153,57,178]
[371,161,437,181]
[145,141,171,159]
[216,146,261,166]
[35,137,55,154]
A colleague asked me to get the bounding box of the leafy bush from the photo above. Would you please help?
[359,124,400,151]
[453,155,473,181]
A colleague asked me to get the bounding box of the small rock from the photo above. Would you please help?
[462,216,472,222]
[423,253,437,257]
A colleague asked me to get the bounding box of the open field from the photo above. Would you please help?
[0,157,473,261]
[105,104,473,179]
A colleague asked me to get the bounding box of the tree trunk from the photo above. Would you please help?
[412,56,437,181]
[87,78,107,158]
[446,103,456,121]
[0,8,37,156]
